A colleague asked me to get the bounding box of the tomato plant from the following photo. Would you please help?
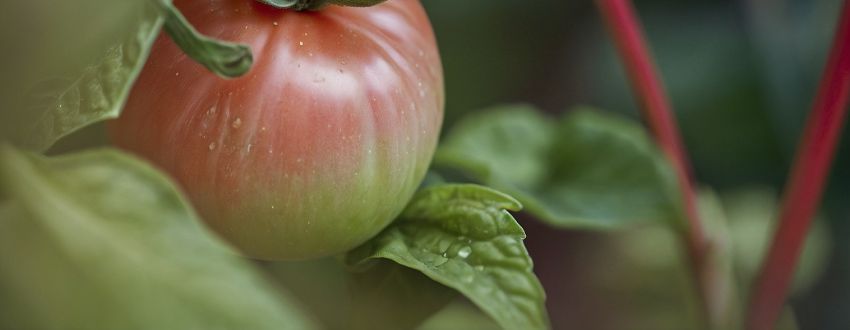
[3,0,850,329]
[110,0,444,260]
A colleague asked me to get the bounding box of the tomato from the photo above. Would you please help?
[110,0,444,260]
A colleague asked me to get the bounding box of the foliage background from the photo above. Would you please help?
[420,0,849,329]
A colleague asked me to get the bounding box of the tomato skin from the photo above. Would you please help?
[111,0,443,260]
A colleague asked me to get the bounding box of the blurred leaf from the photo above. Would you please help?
[0,145,314,329]
[0,0,252,153]
[265,257,455,330]
[263,259,351,329]
[721,188,831,294]
[585,188,813,330]
[0,0,165,152]
[434,105,679,229]
[419,300,501,330]
[578,7,786,187]
[348,261,457,330]
[585,190,734,329]
[347,184,549,330]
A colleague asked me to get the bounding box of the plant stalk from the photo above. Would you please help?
[746,1,850,329]
[595,0,722,327]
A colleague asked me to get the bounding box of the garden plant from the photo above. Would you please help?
[0,0,849,329]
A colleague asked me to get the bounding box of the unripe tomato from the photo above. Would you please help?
[111,0,443,260]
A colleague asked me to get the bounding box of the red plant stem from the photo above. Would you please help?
[746,1,850,329]
[595,0,719,325]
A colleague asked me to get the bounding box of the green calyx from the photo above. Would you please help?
[255,0,388,11]
[157,1,253,78]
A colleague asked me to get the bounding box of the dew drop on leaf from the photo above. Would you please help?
[457,246,472,259]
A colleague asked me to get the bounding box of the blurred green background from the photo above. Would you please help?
[420,0,849,329]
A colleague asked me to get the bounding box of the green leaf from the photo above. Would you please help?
[434,105,679,229]
[0,145,314,330]
[0,0,251,152]
[346,184,549,330]
[0,0,163,152]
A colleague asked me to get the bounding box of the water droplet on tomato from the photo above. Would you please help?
[232,118,242,129]
[208,142,216,150]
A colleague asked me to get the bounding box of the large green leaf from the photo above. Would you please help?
[0,0,251,152]
[0,0,164,152]
[0,145,314,329]
[434,105,679,229]
[347,184,549,330]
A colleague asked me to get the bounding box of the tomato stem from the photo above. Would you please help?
[595,0,723,326]
[255,0,387,11]
[745,1,850,329]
